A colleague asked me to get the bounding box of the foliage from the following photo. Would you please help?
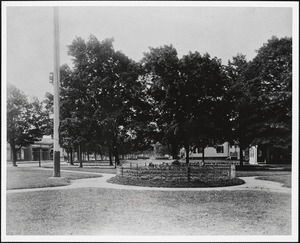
[246,36,292,148]
[7,84,47,165]
[60,35,149,164]
[42,92,54,136]
[142,46,231,163]
[57,35,291,166]
[226,36,292,164]
[141,45,182,159]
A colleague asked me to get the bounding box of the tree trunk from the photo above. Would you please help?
[94,152,97,161]
[167,143,172,157]
[202,146,205,163]
[70,148,74,165]
[10,142,18,167]
[113,144,120,166]
[108,148,113,166]
[171,143,179,159]
[185,143,190,165]
[239,144,244,166]
[78,144,83,168]
[266,146,271,164]
[87,152,90,161]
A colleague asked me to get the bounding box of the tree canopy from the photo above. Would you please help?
[226,36,292,164]
[141,46,231,163]
[7,84,49,165]
[8,35,292,166]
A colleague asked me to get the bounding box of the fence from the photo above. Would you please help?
[116,163,236,182]
[201,160,240,166]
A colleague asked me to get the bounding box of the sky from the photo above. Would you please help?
[4,2,294,100]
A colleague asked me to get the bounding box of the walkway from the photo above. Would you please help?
[7,170,291,194]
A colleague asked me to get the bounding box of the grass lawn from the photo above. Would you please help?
[255,174,292,188]
[6,188,291,235]
[236,164,291,186]
[236,170,291,177]
[6,161,292,190]
[235,166,292,188]
[6,167,103,190]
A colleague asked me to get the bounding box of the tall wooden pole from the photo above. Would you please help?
[53,7,61,177]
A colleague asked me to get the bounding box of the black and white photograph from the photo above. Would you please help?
[1,1,299,242]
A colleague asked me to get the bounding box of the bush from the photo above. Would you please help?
[171,160,181,166]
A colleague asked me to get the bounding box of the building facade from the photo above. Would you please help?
[180,142,241,160]
[7,136,64,162]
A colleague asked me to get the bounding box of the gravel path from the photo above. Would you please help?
[7,172,291,194]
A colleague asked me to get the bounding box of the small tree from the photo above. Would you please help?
[7,84,45,166]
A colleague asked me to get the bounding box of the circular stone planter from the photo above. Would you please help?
[107,175,245,188]
[112,164,242,188]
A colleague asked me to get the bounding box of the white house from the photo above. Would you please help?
[180,142,241,160]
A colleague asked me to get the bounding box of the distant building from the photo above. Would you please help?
[180,142,242,160]
[249,145,291,164]
[7,135,64,161]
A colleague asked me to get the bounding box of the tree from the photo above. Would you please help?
[7,84,45,166]
[142,45,183,159]
[42,92,54,136]
[244,36,292,162]
[61,35,144,166]
[226,53,254,165]
[179,52,231,163]
[142,46,231,164]
[59,63,87,167]
[226,36,292,164]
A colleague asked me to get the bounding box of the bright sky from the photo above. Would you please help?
[4,2,294,100]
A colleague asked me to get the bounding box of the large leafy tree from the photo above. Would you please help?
[179,52,231,163]
[7,84,46,166]
[226,36,292,164]
[226,54,255,165]
[59,63,88,167]
[142,45,182,160]
[142,46,231,164]
[245,36,292,162]
[61,35,145,165]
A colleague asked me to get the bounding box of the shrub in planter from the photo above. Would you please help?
[171,160,180,166]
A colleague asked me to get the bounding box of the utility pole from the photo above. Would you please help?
[53,6,61,177]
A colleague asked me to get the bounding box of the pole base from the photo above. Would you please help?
[53,151,60,177]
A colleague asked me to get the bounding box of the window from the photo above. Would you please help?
[216,146,224,153]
